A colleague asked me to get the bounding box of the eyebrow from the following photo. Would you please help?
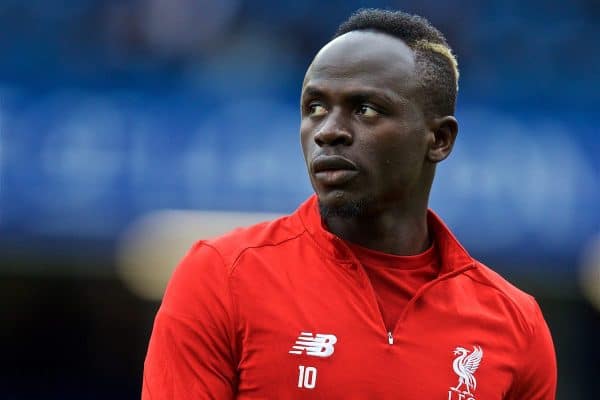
[301,85,406,106]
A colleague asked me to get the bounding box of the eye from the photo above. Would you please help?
[308,103,328,117]
[356,104,379,117]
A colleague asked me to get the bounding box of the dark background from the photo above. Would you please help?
[1,0,599,398]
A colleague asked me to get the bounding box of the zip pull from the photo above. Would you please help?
[387,331,394,345]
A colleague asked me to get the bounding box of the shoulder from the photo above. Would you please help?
[161,213,304,313]
[462,261,542,335]
[193,213,306,271]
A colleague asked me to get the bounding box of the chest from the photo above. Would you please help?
[230,257,518,399]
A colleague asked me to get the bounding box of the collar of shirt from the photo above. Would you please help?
[345,240,437,270]
[295,194,474,274]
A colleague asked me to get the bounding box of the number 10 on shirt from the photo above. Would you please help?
[297,365,317,389]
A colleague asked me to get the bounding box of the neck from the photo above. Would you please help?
[323,202,431,256]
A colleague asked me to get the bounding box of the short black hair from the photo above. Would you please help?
[334,9,459,117]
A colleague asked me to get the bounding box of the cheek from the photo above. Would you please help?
[299,123,313,161]
[370,129,427,177]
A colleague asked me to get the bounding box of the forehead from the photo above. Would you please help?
[303,31,417,96]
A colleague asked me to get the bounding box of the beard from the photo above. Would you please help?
[318,196,373,218]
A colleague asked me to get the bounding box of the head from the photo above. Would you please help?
[300,9,459,218]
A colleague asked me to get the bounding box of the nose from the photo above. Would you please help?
[314,110,353,147]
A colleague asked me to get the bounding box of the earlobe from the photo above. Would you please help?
[427,116,458,163]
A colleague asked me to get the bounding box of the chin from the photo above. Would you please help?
[317,191,371,218]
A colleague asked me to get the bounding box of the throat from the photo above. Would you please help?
[324,211,431,256]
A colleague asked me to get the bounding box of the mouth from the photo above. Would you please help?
[311,155,358,186]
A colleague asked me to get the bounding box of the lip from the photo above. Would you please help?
[311,155,358,185]
[311,155,357,173]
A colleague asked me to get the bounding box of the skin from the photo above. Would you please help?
[300,30,458,255]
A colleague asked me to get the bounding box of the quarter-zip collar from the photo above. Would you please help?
[296,195,474,274]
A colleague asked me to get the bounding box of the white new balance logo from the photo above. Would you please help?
[289,332,337,357]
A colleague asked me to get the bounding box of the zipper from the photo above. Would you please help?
[351,260,395,345]
[353,259,476,346]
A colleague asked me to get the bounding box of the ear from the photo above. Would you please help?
[426,116,458,163]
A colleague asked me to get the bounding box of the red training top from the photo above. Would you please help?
[347,241,439,334]
[143,195,557,400]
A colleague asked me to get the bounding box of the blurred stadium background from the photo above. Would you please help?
[1,0,598,398]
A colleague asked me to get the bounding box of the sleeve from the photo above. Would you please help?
[507,300,557,400]
[142,242,239,400]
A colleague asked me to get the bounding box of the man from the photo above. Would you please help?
[142,9,557,399]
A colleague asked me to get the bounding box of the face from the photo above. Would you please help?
[301,31,433,217]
